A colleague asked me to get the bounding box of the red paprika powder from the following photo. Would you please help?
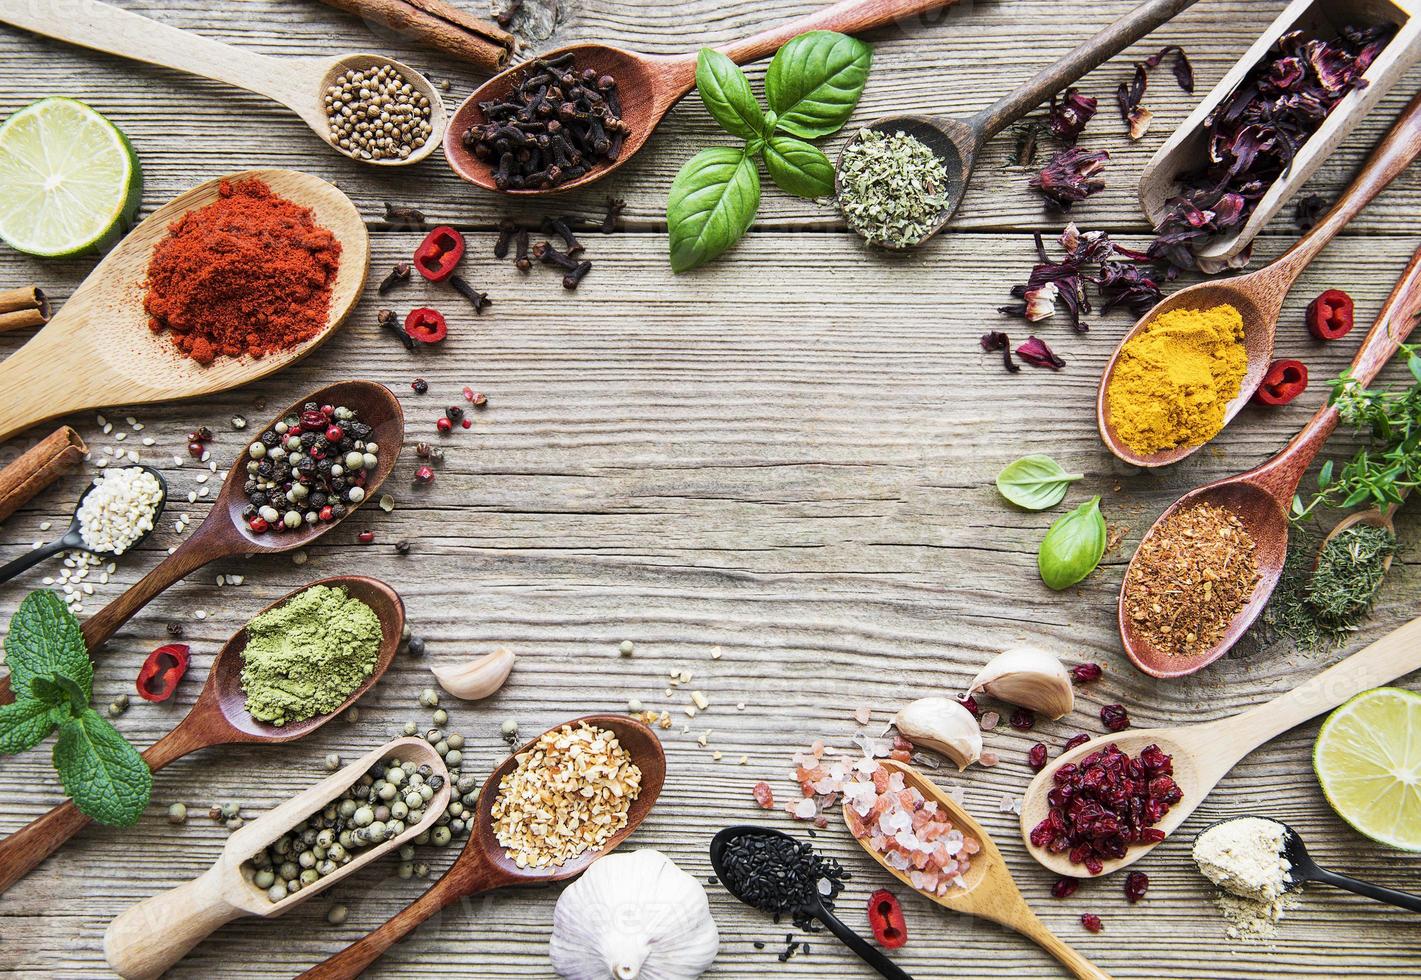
[144,179,342,365]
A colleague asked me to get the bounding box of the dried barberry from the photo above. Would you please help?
[1010,707,1036,731]
[1124,871,1149,903]
[1081,913,1103,933]
[1071,662,1103,682]
[1051,876,1079,899]
[1028,743,1049,771]
[1100,704,1130,731]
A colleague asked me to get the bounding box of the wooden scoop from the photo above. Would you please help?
[444,0,962,196]
[848,760,1109,979]
[0,379,404,707]
[1021,615,1421,877]
[0,0,446,167]
[0,171,369,445]
[1098,89,1421,469]
[1318,495,1406,575]
[1119,241,1421,678]
[296,715,665,978]
[104,736,448,980]
[0,575,403,896]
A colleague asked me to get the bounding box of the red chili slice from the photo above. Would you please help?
[867,888,908,949]
[404,308,448,344]
[136,643,190,702]
[1305,289,1354,341]
[413,226,466,282]
[1253,358,1308,406]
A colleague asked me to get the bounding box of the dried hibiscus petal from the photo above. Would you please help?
[981,330,1020,373]
[1049,87,1098,143]
[1016,335,1066,370]
[1030,147,1109,209]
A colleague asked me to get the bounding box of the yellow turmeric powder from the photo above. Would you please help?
[1106,303,1248,455]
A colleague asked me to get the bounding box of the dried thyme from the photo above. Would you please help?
[836,129,949,248]
[1310,522,1396,626]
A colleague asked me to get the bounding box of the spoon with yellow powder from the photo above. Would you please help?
[0,575,403,895]
[1098,90,1421,468]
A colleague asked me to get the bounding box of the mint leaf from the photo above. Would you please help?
[695,49,765,141]
[0,699,56,754]
[765,32,871,139]
[762,135,834,199]
[54,709,151,826]
[30,673,88,717]
[667,147,760,273]
[4,590,91,702]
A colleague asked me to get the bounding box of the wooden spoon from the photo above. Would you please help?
[0,171,369,445]
[0,575,403,896]
[0,0,446,167]
[1318,494,1406,576]
[847,760,1110,979]
[1099,88,1421,469]
[104,736,449,980]
[1119,242,1421,678]
[295,715,665,978]
[444,0,962,196]
[1021,615,1421,877]
[838,0,1200,250]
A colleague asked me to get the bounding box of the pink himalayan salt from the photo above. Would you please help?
[853,706,873,725]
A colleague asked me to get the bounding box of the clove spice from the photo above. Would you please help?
[377,262,411,295]
[449,275,492,313]
[543,216,583,256]
[377,308,414,350]
[601,197,625,234]
[383,201,426,228]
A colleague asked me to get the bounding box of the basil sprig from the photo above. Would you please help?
[1038,496,1108,591]
[996,454,1085,511]
[668,31,871,272]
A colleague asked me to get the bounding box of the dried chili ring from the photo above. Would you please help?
[1306,289,1354,341]
[413,226,465,282]
[867,888,908,949]
[404,308,448,344]
[136,643,190,702]
[1253,358,1308,406]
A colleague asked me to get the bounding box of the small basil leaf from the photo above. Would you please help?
[763,135,834,199]
[695,49,765,141]
[668,147,760,273]
[1038,496,1107,590]
[996,455,1085,511]
[745,137,766,158]
[1291,494,1306,517]
[1409,351,1421,384]
[765,31,871,139]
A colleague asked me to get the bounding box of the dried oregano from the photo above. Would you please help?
[836,129,949,248]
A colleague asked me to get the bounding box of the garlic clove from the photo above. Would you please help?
[429,648,516,701]
[892,696,982,771]
[968,646,1074,719]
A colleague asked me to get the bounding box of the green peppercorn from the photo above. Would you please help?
[107,694,130,718]
[219,802,240,819]
[398,861,414,879]
[446,733,464,750]
[326,903,349,925]
[433,708,448,725]
[402,720,419,737]
[414,861,430,878]
[432,826,452,846]
[399,844,416,861]
[300,869,320,886]
[445,749,462,767]
[225,817,244,831]
[253,869,275,889]
[167,802,188,824]
[501,718,518,739]
[419,687,439,707]
[267,883,289,902]
[324,753,341,771]
[344,706,361,723]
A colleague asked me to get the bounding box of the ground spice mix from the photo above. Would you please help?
[144,178,341,364]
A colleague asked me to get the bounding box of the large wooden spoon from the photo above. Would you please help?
[296,715,665,978]
[0,575,403,896]
[1120,241,1421,678]
[1098,88,1421,469]
[0,379,403,707]
[1021,615,1421,877]
[444,0,961,195]
[848,760,1109,979]
[0,1,446,167]
[0,171,369,445]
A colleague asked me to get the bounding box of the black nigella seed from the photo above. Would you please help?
[716,830,845,933]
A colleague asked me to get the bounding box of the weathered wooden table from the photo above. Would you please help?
[0,1,1417,977]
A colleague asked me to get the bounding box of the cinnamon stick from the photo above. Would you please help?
[316,0,515,74]
[0,426,87,525]
[0,308,47,333]
[0,285,47,315]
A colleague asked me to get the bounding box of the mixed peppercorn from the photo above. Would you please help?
[241,402,377,535]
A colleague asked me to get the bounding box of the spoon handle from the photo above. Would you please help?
[715,0,961,66]
[814,906,915,980]
[103,865,245,980]
[1007,907,1112,980]
[972,0,1198,140]
[0,536,69,585]
[1307,864,1421,913]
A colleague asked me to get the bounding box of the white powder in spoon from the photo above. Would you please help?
[1192,817,1299,941]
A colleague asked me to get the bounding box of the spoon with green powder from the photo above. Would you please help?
[0,575,403,896]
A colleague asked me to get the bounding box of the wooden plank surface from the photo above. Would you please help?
[0,1,1417,978]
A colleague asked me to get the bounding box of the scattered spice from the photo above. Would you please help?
[998,224,1160,335]
[1115,45,1193,141]
[1306,288,1354,341]
[449,274,492,310]
[323,63,433,161]
[378,308,414,350]
[1081,912,1103,933]
[383,201,427,228]
[241,402,377,534]
[136,643,189,702]
[1100,704,1130,731]
[980,330,1020,373]
[1070,662,1102,683]
[837,129,950,248]
[866,889,907,949]
[1030,146,1109,209]
[1015,335,1065,369]
[601,197,626,233]
[1253,359,1308,406]
[716,828,848,931]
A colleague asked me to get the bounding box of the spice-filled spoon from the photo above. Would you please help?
[1119,241,1421,678]
[103,736,450,980]
[0,575,403,896]
[0,465,167,585]
[1020,615,1421,877]
[837,0,1199,250]
[0,0,445,167]
[0,171,369,445]
[1317,494,1407,576]
[296,715,665,978]
[0,380,403,707]
[444,0,962,195]
[1098,88,1421,469]
[711,825,914,980]
[845,763,1110,979]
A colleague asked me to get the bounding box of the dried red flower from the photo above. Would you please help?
[1015,335,1066,369]
[1049,87,1098,143]
[981,330,1020,373]
[1030,147,1109,209]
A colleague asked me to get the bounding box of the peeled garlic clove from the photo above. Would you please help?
[968,646,1074,719]
[430,648,515,701]
[892,697,982,771]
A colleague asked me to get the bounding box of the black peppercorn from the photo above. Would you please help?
[260,430,279,447]
[407,636,426,656]
[411,378,428,395]
[166,622,184,638]
[446,405,465,423]
[395,540,411,555]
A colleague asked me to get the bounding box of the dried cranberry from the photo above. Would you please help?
[1071,662,1103,682]
[1080,913,1103,933]
[1028,743,1048,771]
[752,781,774,809]
[956,694,980,718]
[1124,871,1149,903]
[1100,704,1130,731]
[187,440,206,458]
[1010,707,1036,731]
[1051,876,1079,899]
[1063,732,1092,752]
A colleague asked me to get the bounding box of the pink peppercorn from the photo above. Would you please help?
[1081,913,1103,933]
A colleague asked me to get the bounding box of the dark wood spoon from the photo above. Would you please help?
[296,715,665,978]
[0,379,404,707]
[1120,241,1421,678]
[0,575,403,895]
[444,0,961,195]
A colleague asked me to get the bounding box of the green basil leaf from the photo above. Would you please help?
[1038,496,1107,591]
[765,31,871,139]
[0,698,56,755]
[54,709,152,827]
[695,49,765,141]
[4,590,91,704]
[763,135,834,199]
[996,455,1086,511]
[668,147,760,273]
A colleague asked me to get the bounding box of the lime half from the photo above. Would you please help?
[1314,687,1421,852]
[0,98,141,257]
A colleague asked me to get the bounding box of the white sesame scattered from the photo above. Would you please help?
[196,474,208,484]
[142,438,155,446]
[96,458,107,468]
[711,646,722,659]
[737,703,746,711]
[200,450,210,463]
[114,432,126,442]
[99,573,109,585]
[95,413,107,426]
[194,610,206,620]
[198,486,209,497]
[101,422,112,434]
[81,584,93,595]
[41,577,53,585]
[228,574,244,586]
[216,575,225,586]
[172,455,184,466]
[124,416,136,426]
[186,491,197,503]
[39,521,51,531]
[127,451,139,463]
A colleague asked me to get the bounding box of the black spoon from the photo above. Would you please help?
[709,825,913,980]
[0,464,167,585]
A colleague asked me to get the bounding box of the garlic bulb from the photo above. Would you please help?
[429,648,515,701]
[550,849,718,980]
[892,696,982,770]
[968,646,1074,719]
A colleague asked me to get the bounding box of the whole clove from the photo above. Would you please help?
[514,228,531,271]
[543,216,584,256]
[383,201,426,228]
[378,308,415,350]
[449,275,492,313]
[534,240,580,272]
[495,0,523,28]
[601,197,626,234]
[378,262,411,295]
[494,220,517,258]
[562,260,592,290]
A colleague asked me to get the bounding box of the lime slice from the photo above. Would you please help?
[0,98,142,258]
[1314,687,1421,852]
